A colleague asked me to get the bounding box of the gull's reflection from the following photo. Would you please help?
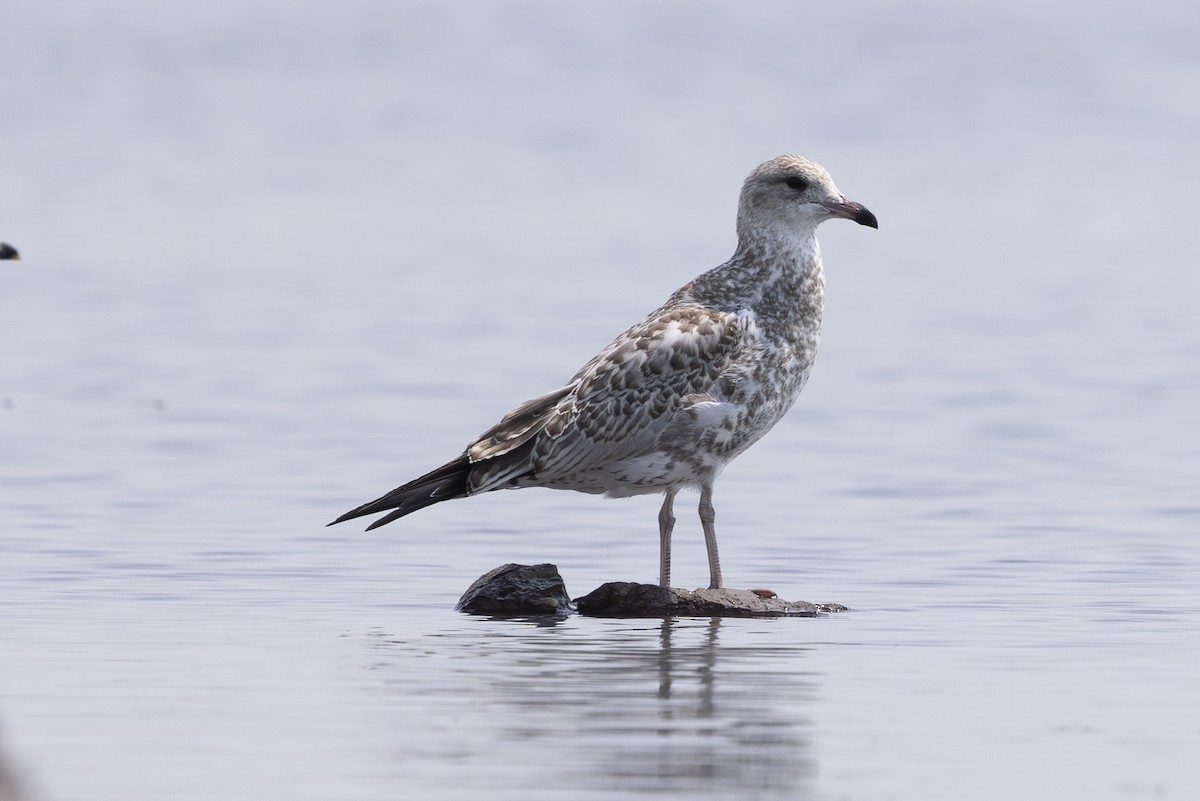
[365,615,819,799]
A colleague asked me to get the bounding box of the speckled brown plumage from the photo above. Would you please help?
[331,155,877,589]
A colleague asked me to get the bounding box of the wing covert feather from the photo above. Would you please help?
[530,304,752,477]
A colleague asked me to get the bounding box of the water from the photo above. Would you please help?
[2,2,1198,799]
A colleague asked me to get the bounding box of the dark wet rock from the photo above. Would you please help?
[574,581,848,618]
[456,563,573,615]
[572,582,674,615]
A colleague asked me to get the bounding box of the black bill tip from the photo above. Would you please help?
[853,206,879,229]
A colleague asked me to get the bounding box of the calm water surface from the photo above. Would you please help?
[2,2,1198,800]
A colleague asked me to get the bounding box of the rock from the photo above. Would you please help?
[456,563,573,615]
[457,567,847,618]
[574,581,847,618]
[574,581,674,615]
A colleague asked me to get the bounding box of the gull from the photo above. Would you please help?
[331,155,877,588]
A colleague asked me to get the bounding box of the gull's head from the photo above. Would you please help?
[736,155,877,245]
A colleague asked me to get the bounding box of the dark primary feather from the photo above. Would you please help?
[330,386,572,529]
[329,456,473,530]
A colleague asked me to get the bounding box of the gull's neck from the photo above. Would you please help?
[683,222,824,316]
[733,217,821,266]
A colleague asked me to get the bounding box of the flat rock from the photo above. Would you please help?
[574,581,848,618]
[456,563,573,615]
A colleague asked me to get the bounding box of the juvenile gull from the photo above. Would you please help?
[331,155,877,588]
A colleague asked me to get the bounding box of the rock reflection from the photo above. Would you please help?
[364,616,819,799]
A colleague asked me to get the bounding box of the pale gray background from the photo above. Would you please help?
[2,2,1198,800]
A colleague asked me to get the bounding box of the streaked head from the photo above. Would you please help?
[737,155,877,243]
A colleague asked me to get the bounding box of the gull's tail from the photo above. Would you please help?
[328,456,471,531]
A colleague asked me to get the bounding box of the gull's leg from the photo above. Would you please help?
[658,489,677,588]
[699,483,722,589]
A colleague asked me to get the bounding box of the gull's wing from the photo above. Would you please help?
[332,302,756,528]
[465,303,754,491]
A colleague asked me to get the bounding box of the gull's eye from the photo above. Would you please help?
[785,176,810,192]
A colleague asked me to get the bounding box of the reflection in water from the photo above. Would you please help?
[365,618,819,799]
